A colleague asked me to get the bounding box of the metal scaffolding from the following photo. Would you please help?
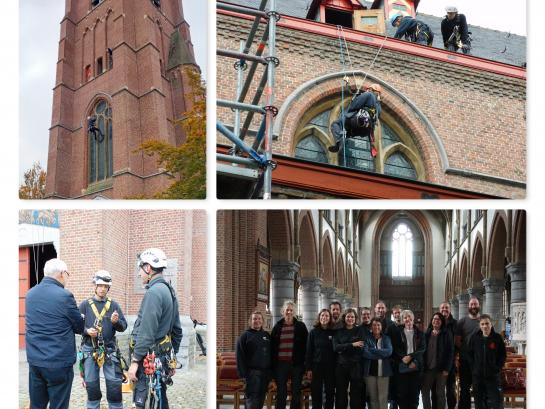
[216,0,280,199]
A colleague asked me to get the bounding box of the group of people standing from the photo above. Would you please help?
[25,248,182,409]
[236,297,507,409]
[390,6,471,54]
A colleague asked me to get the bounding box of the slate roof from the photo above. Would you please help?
[219,0,526,67]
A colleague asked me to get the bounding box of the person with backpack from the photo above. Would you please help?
[328,83,382,156]
[441,6,471,54]
[129,248,183,409]
[391,14,434,46]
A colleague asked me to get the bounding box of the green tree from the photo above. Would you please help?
[19,162,47,199]
[139,68,206,199]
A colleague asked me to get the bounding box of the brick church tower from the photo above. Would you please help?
[45,0,199,199]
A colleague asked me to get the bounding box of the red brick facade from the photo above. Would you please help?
[46,0,198,199]
[217,12,526,198]
[58,209,207,322]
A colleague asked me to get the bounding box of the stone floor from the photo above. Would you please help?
[19,351,207,408]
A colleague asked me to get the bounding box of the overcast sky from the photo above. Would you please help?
[19,0,208,180]
[416,0,526,36]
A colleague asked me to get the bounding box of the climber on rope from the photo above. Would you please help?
[441,6,471,54]
[328,83,382,157]
[391,13,434,46]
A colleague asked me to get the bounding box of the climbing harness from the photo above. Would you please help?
[89,297,111,368]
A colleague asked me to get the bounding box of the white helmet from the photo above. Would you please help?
[139,248,168,269]
[93,270,112,286]
[445,6,458,13]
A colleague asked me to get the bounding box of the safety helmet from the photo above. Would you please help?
[390,13,402,26]
[139,248,168,269]
[93,270,112,286]
[445,6,458,13]
[367,83,382,94]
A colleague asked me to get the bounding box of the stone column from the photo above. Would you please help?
[321,286,336,310]
[507,263,526,353]
[457,293,470,319]
[450,298,459,320]
[482,278,505,331]
[300,277,323,330]
[271,261,300,324]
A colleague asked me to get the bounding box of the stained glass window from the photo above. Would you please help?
[308,110,330,132]
[344,137,375,172]
[382,122,401,149]
[88,100,113,184]
[392,223,413,278]
[384,152,417,180]
[295,135,328,163]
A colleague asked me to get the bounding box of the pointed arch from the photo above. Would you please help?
[321,232,335,286]
[298,212,318,278]
[512,210,526,264]
[471,233,485,288]
[460,251,469,291]
[488,211,508,280]
[336,251,345,291]
[267,210,293,263]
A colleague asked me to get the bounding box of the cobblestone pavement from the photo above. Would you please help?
[19,352,207,409]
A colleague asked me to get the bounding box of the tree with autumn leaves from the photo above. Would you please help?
[139,67,206,199]
[19,162,47,199]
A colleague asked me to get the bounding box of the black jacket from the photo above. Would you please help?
[345,91,381,120]
[333,326,366,365]
[441,14,469,46]
[236,328,271,378]
[424,328,455,372]
[305,327,336,369]
[468,329,506,379]
[391,326,426,372]
[270,318,308,367]
[79,297,127,348]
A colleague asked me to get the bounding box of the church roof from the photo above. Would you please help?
[220,0,526,67]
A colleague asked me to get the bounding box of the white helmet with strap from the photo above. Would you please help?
[93,270,112,286]
[139,248,168,269]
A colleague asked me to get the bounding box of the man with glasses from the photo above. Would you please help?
[129,248,183,409]
[25,258,85,409]
[78,270,127,409]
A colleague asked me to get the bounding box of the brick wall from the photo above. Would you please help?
[216,14,526,198]
[58,210,207,320]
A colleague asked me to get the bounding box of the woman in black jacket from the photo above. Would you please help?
[305,309,335,409]
[333,308,365,409]
[421,312,454,409]
[391,309,426,409]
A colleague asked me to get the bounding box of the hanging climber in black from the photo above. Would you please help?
[88,116,104,143]
[391,13,434,46]
[328,83,382,157]
[441,6,471,54]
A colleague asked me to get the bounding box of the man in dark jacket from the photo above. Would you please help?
[236,311,271,409]
[328,84,382,156]
[25,258,85,409]
[391,14,434,46]
[129,248,183,409]
[441,6,470,54]
[270,300,308,409]
[440,302,458,409]
[468,315,506,409]
[79,270,127,409]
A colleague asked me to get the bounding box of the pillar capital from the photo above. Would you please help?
[482,277,505,293]
[506,262,526,281]
[457,293,470,304]
[300,277,323,292]
[271,261,300,280]
[467,287,484,300]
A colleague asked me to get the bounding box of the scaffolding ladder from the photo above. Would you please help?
[216,0,280,199]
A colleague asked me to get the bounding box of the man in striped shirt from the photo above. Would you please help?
[271,301,308,409]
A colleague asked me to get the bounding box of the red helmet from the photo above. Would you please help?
[367,83,382,94]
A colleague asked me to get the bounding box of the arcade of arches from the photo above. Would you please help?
[216,210,526,354]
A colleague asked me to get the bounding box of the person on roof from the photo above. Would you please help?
[391,13,434,46]
[79,270,127,409]
[328,83,382,157]
[441,6,471,54]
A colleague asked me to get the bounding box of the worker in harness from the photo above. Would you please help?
[391,13,434,46]
[129,248,183,409]
[328,83,382,157]
[441,6,471,54]
[78,270,128,409]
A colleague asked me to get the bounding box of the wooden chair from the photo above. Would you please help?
[217,364,244,409]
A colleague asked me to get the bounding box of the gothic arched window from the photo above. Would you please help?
[392,223,413,278]
[294,98,422,180]
[295,135,328,163]
[88,100,113,184]
[384,152,417,179]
